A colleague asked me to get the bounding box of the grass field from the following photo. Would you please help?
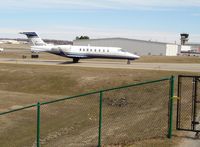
[0,62,197,146]
[0,63,183,110]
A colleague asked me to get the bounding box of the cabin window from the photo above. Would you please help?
[87,49,89,51]
[107,50,109,52]
[83,49,85,51]
[80,48,81,51]
[94,49,96,52]
[90,49,92,52]
[99,49,101,52]
[103,50,105,52]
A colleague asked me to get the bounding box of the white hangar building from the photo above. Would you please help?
[73,38,179,56]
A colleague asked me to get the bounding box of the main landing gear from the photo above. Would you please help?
[73,58,80,63]
[31,54,39,58]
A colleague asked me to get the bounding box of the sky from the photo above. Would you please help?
[0,0,200,43]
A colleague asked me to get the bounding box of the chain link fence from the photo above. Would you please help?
[101,80,170,145]
[177,76,194,130]
[0,106,36,147]
[40,93,99,147]
[177,75,200,132]
[0,77,174,147]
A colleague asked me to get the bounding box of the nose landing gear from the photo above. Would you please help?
[127,59,131,64]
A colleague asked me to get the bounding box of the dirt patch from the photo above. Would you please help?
[103,97,128,107]
[10,105,23,110]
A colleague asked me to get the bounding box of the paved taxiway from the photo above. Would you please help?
[0,58,199,72]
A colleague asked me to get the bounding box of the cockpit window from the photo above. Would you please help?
[119,49,126,52]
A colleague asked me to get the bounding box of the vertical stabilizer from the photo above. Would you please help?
[20,32,46,46]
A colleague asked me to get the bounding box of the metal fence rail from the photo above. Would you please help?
[0,76,174,147]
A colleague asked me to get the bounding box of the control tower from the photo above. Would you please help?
[180,33,189,45]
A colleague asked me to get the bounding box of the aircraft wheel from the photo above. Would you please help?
[73,58,80,63]
[31,54,39,58]
[127,60,131,64]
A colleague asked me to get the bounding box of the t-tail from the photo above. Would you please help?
[20,32,47,46]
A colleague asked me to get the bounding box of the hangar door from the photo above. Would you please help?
[166,44,178,56]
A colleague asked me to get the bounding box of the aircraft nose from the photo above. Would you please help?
[128,53,140,59]
[133,54,140,59]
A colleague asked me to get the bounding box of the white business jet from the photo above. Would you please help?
[20,32,139,63]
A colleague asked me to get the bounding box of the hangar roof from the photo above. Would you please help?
[74,37,176,45]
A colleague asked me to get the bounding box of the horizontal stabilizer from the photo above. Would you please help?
[19,32,38,38]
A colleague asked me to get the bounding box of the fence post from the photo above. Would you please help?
[98,91,103,147]
[37,102,41,147]
[168,75,175,138]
